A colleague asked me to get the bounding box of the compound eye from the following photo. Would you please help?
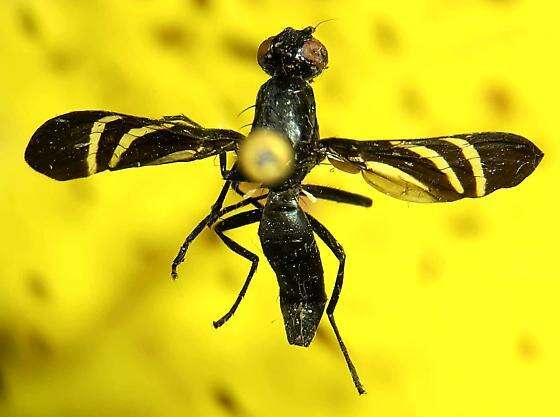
[301,38,328,71]
[257,36,274,67]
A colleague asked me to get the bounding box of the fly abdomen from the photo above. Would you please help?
[258,189,326,347]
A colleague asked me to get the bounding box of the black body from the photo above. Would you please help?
[259,188,326,347]
[251,75,327,346]
[24,26,543,395]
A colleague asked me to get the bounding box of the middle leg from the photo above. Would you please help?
[232,182,372,208]
[302,184,372,207]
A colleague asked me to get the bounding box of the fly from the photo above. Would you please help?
[25,26,544,395]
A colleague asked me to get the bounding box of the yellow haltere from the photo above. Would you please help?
[238,128,294,186]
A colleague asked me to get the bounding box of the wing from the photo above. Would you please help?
[25,111,243,181]
[321,132,543,203]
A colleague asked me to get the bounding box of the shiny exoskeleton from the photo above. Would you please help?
[172,26,368,393]
[25,25,543,396]
[253,64,326,346]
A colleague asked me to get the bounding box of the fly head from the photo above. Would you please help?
[257,27,328,80]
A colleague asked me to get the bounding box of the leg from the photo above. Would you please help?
[213,209,262,328]
[219,152,228,179]
[161,114,203,128]
[231,181,244,198]
[233,182,371,208]
[171,185,268,278]
[307,213,366,395]
[232,182,265,209]
[219,154,242,182]
[221,152,248,183]
[303,184,372,207]
[171,180,230,278]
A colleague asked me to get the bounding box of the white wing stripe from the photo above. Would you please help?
[87,115,122,175]
[441,137,486,196]
[390,142,464,194]
[109,123,174,168]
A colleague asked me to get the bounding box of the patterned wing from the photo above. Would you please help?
[25,111,243,181]
[321,132,543,203]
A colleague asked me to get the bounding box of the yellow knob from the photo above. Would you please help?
[238,129,295,186]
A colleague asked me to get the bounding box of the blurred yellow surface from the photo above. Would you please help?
[0,1,557,416]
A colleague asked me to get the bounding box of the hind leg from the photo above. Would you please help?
[307,214,366,395]
[212,209,262,328]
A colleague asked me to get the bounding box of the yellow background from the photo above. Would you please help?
[0,1,557,416]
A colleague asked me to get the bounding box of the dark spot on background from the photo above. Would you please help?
[202,226,222,247]
[101,239,169,327]
[314,325,337,352]
[213,385,242,415]
[448,211,484,239]
[96,62,134,104]
[67,182,96,204]
[136,334,159,358]
[369,357,397,386]
[517,334,539,361]
[373,19,400,54]
[322,77,345,101]
[418,252,440,284]
[26,271,49,302]
[17,6,40,39]
[193,0,210,8]
[0,368,6,401]
[400,86,425,116]
[484,84,514,118]
[0,328,16,361]
[223,36,255,62]
[47,49,78,73]
[135,241,168,270]
[153,24,191,50]
[28,330,52,359]
[219,266,239,292]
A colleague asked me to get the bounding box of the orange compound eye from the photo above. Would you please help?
[301,38,328,71]
[257,36,274,67]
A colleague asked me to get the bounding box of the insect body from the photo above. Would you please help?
[25,26,543,395]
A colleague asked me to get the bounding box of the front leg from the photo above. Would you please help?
[171,186,269,279]
[171,179,231,279]
[220,152,236,180]
[161,114,203,128]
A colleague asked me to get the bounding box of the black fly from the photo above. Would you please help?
[25,26,543,394]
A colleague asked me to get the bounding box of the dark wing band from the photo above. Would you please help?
[25,111,243,181]
[321,132,543,203]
